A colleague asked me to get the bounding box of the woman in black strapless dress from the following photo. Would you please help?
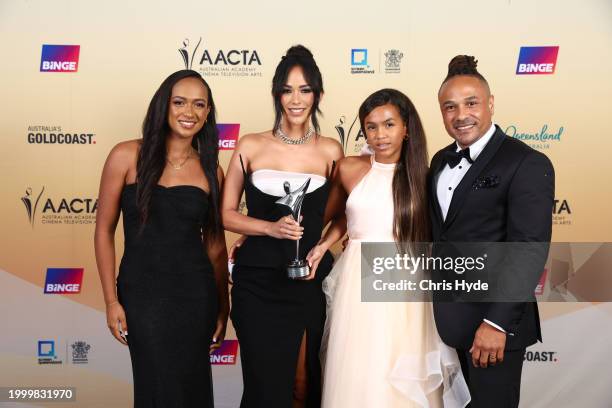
[221,45,344,408]
[95,70,229,408]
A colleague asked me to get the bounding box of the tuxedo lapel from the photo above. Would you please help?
[430,142,456,227]
[443,127,506,229]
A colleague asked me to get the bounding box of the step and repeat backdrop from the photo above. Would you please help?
[1,0,611,407]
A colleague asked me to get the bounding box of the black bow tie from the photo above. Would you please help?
[444,148,474,169]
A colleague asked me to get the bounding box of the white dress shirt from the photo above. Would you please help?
[435,124,511,335]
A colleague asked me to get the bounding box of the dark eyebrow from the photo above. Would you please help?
[283,84,312,89]
[171,96,207,103]
[464,96,479,101]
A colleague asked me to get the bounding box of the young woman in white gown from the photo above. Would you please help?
[306,89,470,407]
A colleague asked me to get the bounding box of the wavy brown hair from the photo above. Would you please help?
[358,89,430,251]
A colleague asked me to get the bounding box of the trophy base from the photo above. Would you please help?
[287,260,310,279]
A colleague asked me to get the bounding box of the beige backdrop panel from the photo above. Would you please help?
[1,0,611,407]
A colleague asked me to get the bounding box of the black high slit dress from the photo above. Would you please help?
[117,183,218,408]
[231,156,335,408]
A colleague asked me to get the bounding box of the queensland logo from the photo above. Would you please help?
[351,49,374,75]
[21,186,97,227]
[524,350,558,362]
[553,198,572,226]
[210,340,239,365]
[70,340,91,364]
[217,124,240,150]
[44,268,84,294]
[38,340,63,364]
[516,46,559,75]
[40,45,80,73]
[505,124,563,150]
[179,38,262,78]
[335,115,366,154]
[27,125,95,145]
[384,49,403,74]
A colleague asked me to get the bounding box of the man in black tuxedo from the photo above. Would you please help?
[429,55,554,407]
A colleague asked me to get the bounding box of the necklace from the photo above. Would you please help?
[166,150,194,170]
[275,126,315,145]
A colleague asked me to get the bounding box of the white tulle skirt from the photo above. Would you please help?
[321,240,471,408]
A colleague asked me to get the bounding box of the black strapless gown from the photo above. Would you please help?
[117,184,218,408]
[231,157,334,408]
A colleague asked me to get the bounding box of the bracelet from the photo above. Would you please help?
[106,300,119,307]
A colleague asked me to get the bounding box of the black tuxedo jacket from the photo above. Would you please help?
[428,125,554,350]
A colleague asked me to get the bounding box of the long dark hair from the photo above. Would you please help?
[271,45,324,134]
[136,69,222,240]
[358,89,430,250]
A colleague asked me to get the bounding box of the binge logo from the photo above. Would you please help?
[44,268,84,294]
[38,340,62,364]
[516,46,559,75]
[217,124,240,150]
[40,45,80,72]
[535,268,548,296]
[210,340,239,365]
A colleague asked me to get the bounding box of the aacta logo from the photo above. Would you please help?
[21,186,98,227]
[516,46,559,75]
[44,268,84,294]
[40,45,80,72]
[553,199,571,215]
[21,186,45,227]
[210,340,239,365]
[335,115,365,154]
[179,37,261,69]
[217,124,239,150]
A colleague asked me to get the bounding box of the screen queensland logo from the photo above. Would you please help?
[351,49,374,74]
[179,37,262,78]
[210,340,239,365]
[217,124,239,150]
[21,186,97,228]
[40,45,80,73]
[44,268,84,294]
[38,340,62,364]
[516,46,559,75]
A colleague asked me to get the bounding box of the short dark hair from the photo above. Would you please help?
[441,55,489,91]
[271,45,324,133]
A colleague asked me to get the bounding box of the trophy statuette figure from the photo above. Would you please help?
[275,178,311,279]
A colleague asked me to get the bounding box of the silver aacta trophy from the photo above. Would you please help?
[275,178,311,279]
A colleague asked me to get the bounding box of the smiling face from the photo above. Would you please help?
[363,103,407,163]
[167,77,210,140]
[280,66,315,129]
[438,75,494,148]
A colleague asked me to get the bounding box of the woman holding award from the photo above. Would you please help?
[222,45,343,407]
[306,89,470,407]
